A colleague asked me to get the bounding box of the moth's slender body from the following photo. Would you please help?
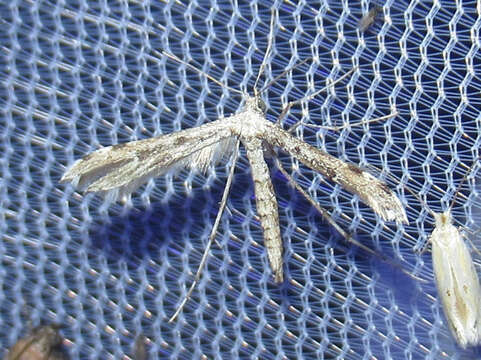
[430,211,481,348]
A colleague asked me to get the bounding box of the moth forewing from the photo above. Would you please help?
[431,211,481,348]
[263,122,408,224]
[61,115,238,197]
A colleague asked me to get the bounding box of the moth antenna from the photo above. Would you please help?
[259,57,311,94]
[160,50,243,96]
[447,157,481,212]
[254,7,277,94]
[279,67,357,128]
[293,112,398,132]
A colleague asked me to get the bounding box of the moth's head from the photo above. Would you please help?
[434,210,452,227]
[244,95,266,115]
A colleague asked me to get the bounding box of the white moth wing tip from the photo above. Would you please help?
[371,193,408,225]
[357,171,408,224]
[386,192,409,224]
[60,158,84,183]
[59,171,71,183]
[70,175,81,188]
[431,216,481,349]
[386,206,409,225]
[61,147,115,184]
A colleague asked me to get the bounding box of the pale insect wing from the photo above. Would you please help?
[178,136,237,173]
[451,229,481,346]
[263,122,408,224]
[61,116,237,198]
[431,220,481,348]
[358,11,374,32]
[431,227,461,345]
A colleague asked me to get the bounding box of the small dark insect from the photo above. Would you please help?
[358,6,383,32]
[5,325,68,360]
[132,335,148,360]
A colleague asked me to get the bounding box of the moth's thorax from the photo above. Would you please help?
[242,95,267,115]
[434,210,452,227]
[231,95,269,138]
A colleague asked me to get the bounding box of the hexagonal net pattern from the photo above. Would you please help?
[1,0,481,358]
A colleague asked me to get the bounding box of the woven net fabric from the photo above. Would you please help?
[1,0,481,358]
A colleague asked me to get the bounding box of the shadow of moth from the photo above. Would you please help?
[60,8,408,322]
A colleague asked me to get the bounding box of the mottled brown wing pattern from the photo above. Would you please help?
[61,116,238,198]
[264,122,408,224]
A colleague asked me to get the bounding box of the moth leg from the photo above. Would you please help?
[273,156,424,282]
[277,68,356,129]
[168,140,240,323]
[288,112,398,133]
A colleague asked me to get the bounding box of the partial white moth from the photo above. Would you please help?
[61,9,407,321]
[399,160,481,348]
[430,210,481,348]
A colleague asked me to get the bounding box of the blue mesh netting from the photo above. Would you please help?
[2,0,481,358]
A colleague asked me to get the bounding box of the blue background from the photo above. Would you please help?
[1,0,481,358]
